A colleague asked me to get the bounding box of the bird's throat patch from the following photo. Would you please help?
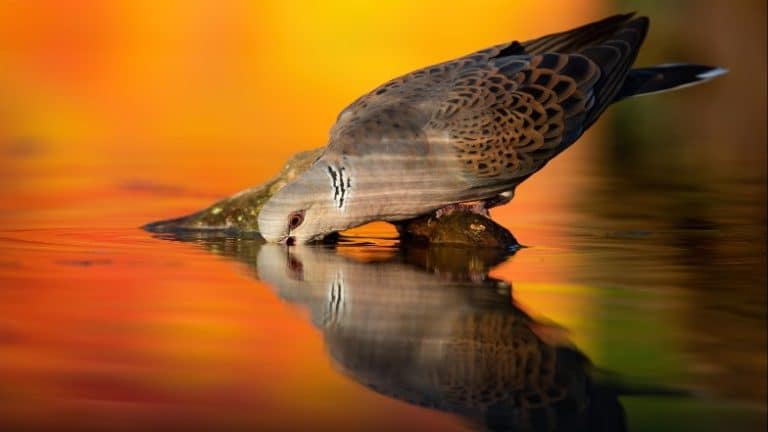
[326,165,351,210]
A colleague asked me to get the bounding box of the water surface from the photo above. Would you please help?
[0,159,764,430]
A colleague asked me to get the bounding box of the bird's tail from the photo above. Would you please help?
[614,64,728,101]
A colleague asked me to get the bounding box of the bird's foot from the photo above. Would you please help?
[434,191,514,219]
[483,190,515,210]
[435,201,489,218]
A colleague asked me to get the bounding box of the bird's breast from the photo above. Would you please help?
[335,154,469,222]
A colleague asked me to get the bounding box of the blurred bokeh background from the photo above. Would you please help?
[0,1,765,431]
[0,0,764,231]
[0,1,764,222]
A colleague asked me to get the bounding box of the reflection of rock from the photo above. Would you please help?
[143,149,518,248]
[401,244,512,281]
[254,244,627,431]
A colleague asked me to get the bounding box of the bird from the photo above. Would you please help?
[257,13,727,244]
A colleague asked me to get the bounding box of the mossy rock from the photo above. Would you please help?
[144,148,323,233]
[396,212,518,248]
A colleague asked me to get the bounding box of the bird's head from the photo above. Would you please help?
[258,163,357,244]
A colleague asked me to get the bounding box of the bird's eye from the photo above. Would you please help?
[287,210,305,230]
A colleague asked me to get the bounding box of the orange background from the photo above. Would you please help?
[0,0,604,196]
[1,1,765,430]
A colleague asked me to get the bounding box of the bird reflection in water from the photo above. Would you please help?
[157,233,678,431]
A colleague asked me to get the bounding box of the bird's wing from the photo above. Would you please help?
[325,44,509,157]
[326,14,648,188]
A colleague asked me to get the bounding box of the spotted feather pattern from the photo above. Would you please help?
[325,14,648,192]
[429,53,600,178]
[324,309,583,414]
[434,312,572,410]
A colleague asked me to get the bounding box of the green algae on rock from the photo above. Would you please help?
[143,148,323,234]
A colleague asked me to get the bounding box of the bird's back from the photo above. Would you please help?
[322,14,649,208]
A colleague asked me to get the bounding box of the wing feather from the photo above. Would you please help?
[325,14,649,194]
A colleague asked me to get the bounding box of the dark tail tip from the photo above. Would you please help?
[616,64,728,101]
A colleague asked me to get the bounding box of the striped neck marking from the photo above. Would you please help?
[327,165,351,209]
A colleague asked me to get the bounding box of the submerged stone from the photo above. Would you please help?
[396,211,518,249]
